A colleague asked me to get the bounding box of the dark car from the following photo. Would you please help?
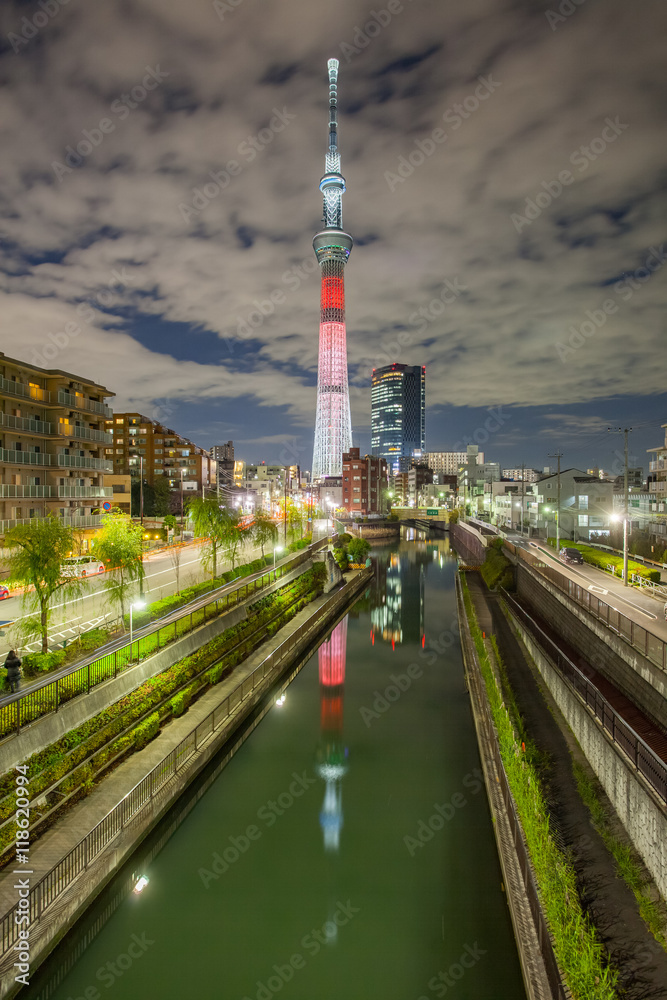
[559,547,584,565]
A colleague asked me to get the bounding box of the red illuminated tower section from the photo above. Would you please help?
[312,59,353,481]
[316,617,348,851]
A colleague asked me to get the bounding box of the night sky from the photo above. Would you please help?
[0,0,665,474]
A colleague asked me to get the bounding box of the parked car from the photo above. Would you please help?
[0,586,11,600]
[559,547,584,565]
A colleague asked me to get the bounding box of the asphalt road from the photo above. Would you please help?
[508,534,667,642]
[0,537,271,656]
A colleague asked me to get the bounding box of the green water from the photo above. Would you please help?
[24,535,525,1000]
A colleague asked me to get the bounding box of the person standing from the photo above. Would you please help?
[4,650,22,693]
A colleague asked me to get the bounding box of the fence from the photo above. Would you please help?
[504,542,667,673]
[503,592,667,806]
[0,539,328,741]
[455,575,568,1000]
[0,567,371,958]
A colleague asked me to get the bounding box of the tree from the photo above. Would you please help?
[6,517,86,653]
[163,514,179,536]
[92,512,145,625]
[152,476,172,516]
[348,537,371,564]
[252,509,278,558]
[221,512,245,571]
[189,496,229,581]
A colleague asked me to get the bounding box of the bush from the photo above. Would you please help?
[348,537,371,564]
[22,650,67,678]
[78,628,110,651]
[132,713,160,750]
[481,547,513,590]
[169,688,193,717]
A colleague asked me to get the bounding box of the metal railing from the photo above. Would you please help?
[456,575,567,1000]
[0,485,54,498]
[506,542,667,672]
[504,591,667,805]
[58,424,113,445]
[0,413,53,435]
[0,564,368,957]
[58,486,113,499]
[0,378,50,403]
[57,391,112,418]
[0,449,51,467]
[56,455,112,471]
[0,539,328,740]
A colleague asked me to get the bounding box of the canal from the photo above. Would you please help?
[23,533,525,1000]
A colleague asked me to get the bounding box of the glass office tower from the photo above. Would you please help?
[371,363,426,473]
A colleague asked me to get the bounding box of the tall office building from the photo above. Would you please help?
[371,364,425,473]
[311,59,354,481]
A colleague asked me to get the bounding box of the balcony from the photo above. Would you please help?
[649,459,667,473]
[0,485,54,498]
[0,377,51,404]
[0,413,54,435]
[0,513,104,534]
[57,455,113,471]
[58,423,113,445]
[0,449,52,467]
[57,485,113,498]
[57,390,112,418]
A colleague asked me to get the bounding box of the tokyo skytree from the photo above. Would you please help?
[311,58,353,481]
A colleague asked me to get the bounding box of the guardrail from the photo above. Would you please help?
[0,566,370,958]
[455,575,567,1000]
[0,540,328,741]
[504,541,667,673]
[503,590,667,807]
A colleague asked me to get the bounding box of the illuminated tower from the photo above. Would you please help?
[312,59,353,481]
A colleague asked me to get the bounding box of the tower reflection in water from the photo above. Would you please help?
[316,616,349,851]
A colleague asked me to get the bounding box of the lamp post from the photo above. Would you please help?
[514,501,523,534]
[129,599,146,662]
[273,544,283,579]
[611,513,629,584]
[543,507,551,542]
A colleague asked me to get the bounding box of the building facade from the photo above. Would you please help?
[0,352,113,539]
[211,441,235,494]
[342,447,387,515]
[527,468,614,541]
[371,364,426,473]
[105,414,215,495]
[426,450,483,477]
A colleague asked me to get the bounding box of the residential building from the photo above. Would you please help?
[502,467,541,484]
[613,468,644,491]
[211,441,235,493]
[408,462,433,506]
[102,474,132,516]
[342,447,387,515]
[105,414,215,495]
[527,468,614,541]
[427,451,484,477]
[371,364,425,473]
[0,352,113,540]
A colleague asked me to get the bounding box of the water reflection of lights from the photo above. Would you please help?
[275,693,286,706]
[133,875,149,894]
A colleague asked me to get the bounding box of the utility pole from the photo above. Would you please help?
[180,468,184,531]
[284,471,288,545]
[548,451,563,549]
[520,462,525,535]
[609,427,632,586]
[139,456,144,526]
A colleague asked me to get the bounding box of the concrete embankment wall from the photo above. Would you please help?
[0,561,314,773]
[517,564,667,730]
[450,523,486,564]
[509,610,667,901]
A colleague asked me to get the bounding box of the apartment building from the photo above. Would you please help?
[342,448,387,515]
[648,423,667,499]
[0,352,114,539]
[425,451,484,477]
[105,414,216,495]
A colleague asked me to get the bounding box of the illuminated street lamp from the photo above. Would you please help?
[129,599,146,662]
[610,513,629,586]
[273,543,284,578]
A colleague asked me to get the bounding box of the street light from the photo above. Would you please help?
[129,599,146,662]
[514,501,523,534]
[543,507,551,542]
[610,513,629,585]
[273,544,284,578]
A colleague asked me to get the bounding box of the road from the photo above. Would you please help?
[0,538,273,656]
[507,534,667,643]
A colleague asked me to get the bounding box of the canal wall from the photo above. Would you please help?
[0,569,372,1000]
[345,522,400,539]
[517,564,667,730]
[0,561,319,774]
[507,608,667,902]
[450,522,487,564]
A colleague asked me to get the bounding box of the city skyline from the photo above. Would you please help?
[0,1,665,473]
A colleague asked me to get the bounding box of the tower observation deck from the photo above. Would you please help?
[312,59,353,481]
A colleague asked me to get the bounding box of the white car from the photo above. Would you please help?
[60,556,106,578]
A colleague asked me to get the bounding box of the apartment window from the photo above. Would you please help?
[115,439,124,445]
[116,458,123,464]
[154,449,163,454]
[579,495,588,509]
[129,428,137,436]
[115,449,123,455]
[578,515,589,527]
[353,475,360,481]
[155,459,163,465]
[115,418,124,424]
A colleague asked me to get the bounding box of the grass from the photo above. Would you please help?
[460,571,618,999]
[572,761,667,949]
[546,539,660,583]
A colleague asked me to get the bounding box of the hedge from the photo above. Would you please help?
[546,539,660,583]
